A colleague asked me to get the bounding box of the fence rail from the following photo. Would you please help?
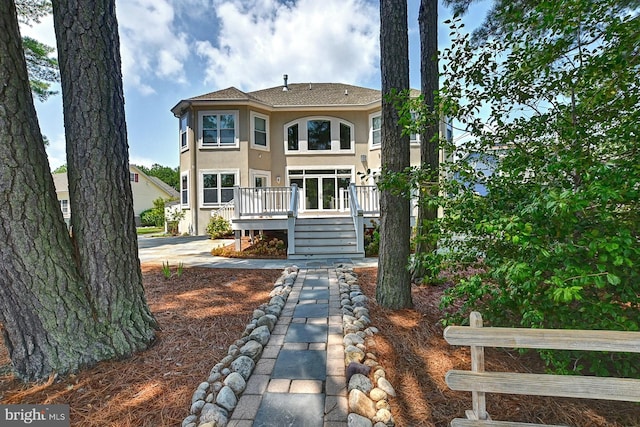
[444,311,640,426]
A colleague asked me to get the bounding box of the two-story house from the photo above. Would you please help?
[171,77,451,258]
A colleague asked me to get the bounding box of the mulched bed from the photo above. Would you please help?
[1,265,638,426]
[0,265,282,427]
[355,267,640,427]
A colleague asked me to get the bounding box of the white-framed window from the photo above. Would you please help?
[250,112,269,150]
[284,117,354,154]
[409,111,420,144]
[200,170,239,207]
[59,199,69,215]
[198,110,239,148]
[180,113,188,151]
[250,169,271,188]
[369,113,381,149]
[180,172,189,207]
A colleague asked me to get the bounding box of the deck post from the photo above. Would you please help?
[234,230,242,251]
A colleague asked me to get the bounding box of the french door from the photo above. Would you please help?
[288,168,352,212]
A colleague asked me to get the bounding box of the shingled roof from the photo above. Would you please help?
[172,82,383,113]
[248,83,381,106]
[171,82,422,116]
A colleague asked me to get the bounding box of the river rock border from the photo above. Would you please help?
[336,265,397,427]
[181,266,299,427]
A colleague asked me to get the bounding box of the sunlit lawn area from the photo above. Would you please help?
[136,226,164,235]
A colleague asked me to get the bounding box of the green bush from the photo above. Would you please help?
[364,221,380,257]
[433,3,640,378]
[140,197,167,227]
[206,215,232,239]
[140,208,164,227]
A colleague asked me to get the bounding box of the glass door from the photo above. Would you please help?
[322,177,336,209]
[288,168,353,213]
[305,177,319,210]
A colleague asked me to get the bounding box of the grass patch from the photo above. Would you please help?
[136,226,164,235]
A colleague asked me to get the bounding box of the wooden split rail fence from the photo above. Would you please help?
[443,311,640,427]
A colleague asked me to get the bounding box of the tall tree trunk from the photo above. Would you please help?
[0,1,115,381]
[52,0,156,353]
[412,0,440,283]
[376,0,413,309]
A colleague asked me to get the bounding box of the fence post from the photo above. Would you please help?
[469,311,489,421]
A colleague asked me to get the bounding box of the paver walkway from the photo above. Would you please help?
[228,266,348,427]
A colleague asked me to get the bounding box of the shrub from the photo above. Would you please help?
[364,220,380,257]
[140,205,164,227]
[206,215,232,239]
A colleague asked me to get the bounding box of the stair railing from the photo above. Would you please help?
[287,184,299,256]
[348,183,365,254]
[211,199,235,222]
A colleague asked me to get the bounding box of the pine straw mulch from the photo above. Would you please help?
[1,265,639,426]
[354,267,640,427]
[0,265,283,427]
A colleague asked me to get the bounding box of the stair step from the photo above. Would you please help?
[296,218,353,226]
[294,245,359,254]
[295,239,358,247]
[290,216,364,258]
[295,224,355,233]
[288,252,365,260]
[295,231,356,239]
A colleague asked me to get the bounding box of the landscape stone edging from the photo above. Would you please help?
[181,265,299,427]
[336,265,397,427]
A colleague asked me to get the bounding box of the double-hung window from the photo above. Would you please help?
[251,112,269,150]
[199,111,239,148]
[181,172,189,207]
[201,170,238,207]
[59,199,69,215]
[370,114,382,148]
[180,113,188,151]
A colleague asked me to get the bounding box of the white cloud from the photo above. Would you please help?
[45,133,67,171]
[18,14,56,45]
[117,0,190,93]
[195,0,380,90]
[18,1,190,95]
[129,155,159,169]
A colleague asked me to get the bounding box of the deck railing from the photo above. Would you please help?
[233,186,293,217]
[354,185,380,214]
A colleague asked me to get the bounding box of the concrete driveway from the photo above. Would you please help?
[137,235,377,269]
[137,235,291,269]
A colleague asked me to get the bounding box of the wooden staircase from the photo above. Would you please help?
[288,217,364,259]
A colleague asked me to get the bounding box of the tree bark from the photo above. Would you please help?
[51,0,157,355]
[0,1,115,381]
[412,0,440,283]
[376,0,413,309]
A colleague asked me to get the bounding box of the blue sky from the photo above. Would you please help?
[19,0,488,170]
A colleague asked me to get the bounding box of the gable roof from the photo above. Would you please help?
[147,176,180,199]
[171,82,390,115]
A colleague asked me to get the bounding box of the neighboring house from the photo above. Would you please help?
[170,78,452,258]
[455,146,509,196]
[53,164,179,226]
